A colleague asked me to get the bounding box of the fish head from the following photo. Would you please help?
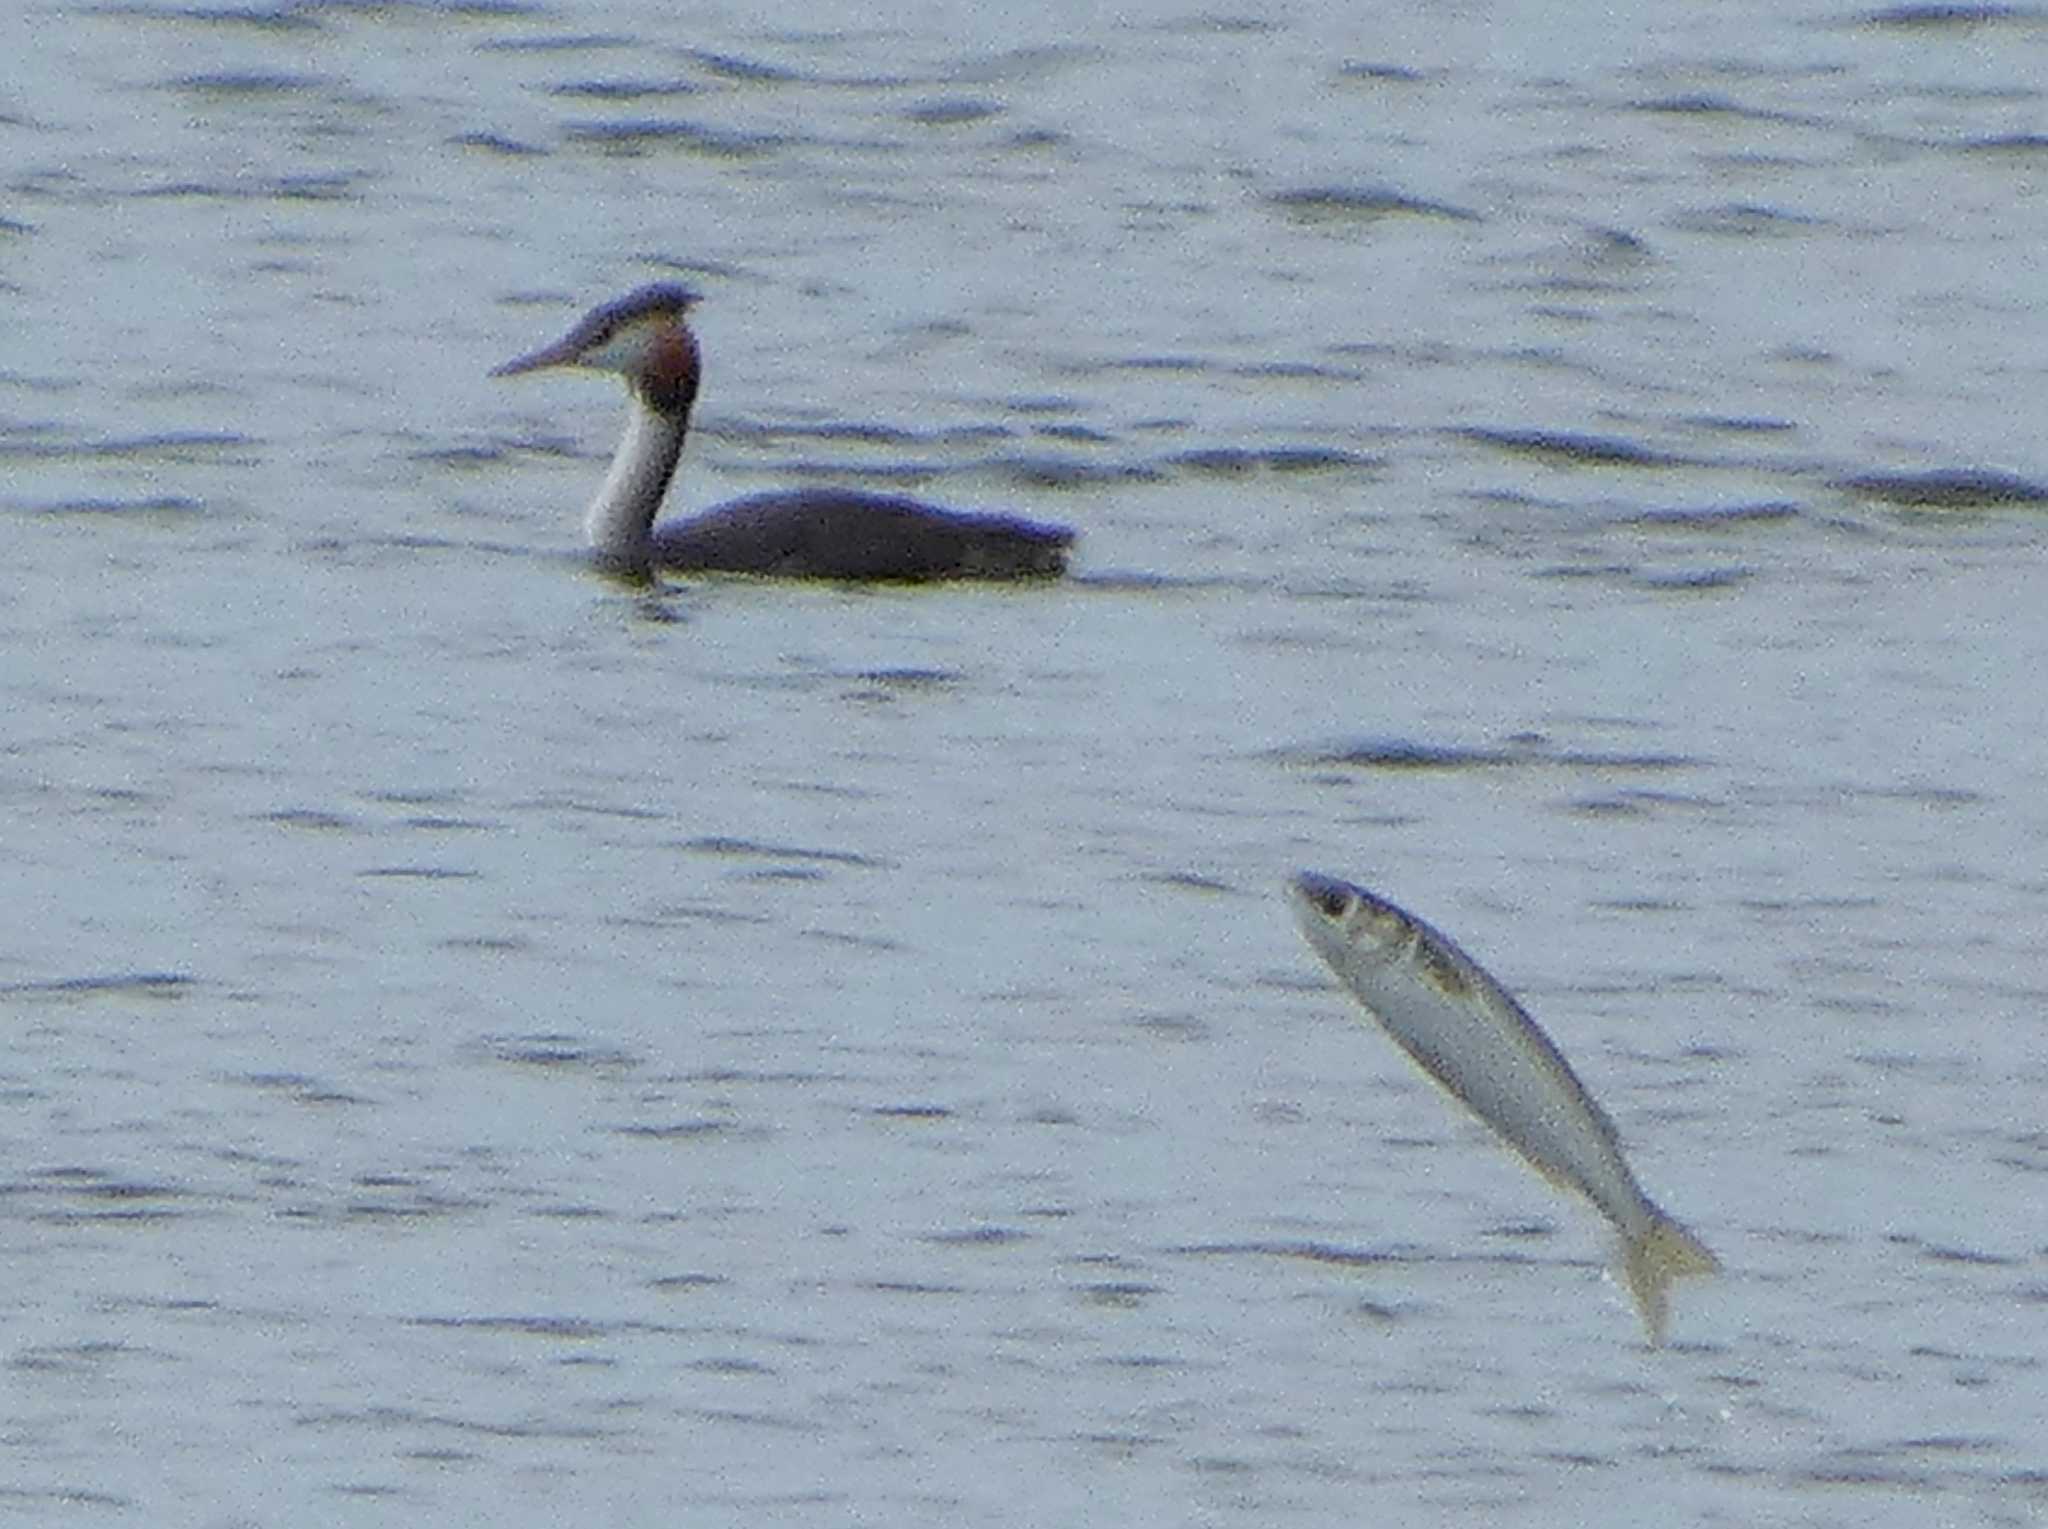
[1288,870,1414,972]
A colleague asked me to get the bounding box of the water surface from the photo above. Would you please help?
[4,0,2047,1523]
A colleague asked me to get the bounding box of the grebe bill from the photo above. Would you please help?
[493,284,1075,581]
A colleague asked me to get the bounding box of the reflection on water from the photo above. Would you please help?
[5,0,2048,1523]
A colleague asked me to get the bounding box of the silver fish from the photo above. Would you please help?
[1287,870,1718,1345]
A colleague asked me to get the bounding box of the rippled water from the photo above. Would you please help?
[5,0,2048,1523]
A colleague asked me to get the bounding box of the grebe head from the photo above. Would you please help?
[493,282,703,414]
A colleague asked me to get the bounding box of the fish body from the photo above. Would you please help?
[1287,870,1717,1344]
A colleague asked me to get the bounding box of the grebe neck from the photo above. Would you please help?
[585,390,686,564]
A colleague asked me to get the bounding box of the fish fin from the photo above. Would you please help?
[1619,1210,1720,1347]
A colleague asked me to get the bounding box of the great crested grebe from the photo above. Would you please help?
[492,284,1076,581]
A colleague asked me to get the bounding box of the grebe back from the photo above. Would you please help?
[493,284,1075,581]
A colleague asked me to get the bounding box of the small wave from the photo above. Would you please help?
[36,495,208,517]
[1834,467,2048,508]
[1457,426,1688,468]
[904,98,1003,126]
[1859,3,2046,29]
[548,78,702,102]
[561,119,786,158]
[1626,501,1802,530]
[1668,202,1828,237]
[1277,736,1698,773]
[1268,185,1481,224]
[169,70,328,96]
[1166,445,1382,476]
[0,972,194,998]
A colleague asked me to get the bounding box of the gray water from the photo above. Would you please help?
[5,0,2047,1523]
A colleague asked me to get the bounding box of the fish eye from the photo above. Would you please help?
[1312,886,1351,919]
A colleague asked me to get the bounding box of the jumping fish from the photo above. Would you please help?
[1287,870,1718,1345]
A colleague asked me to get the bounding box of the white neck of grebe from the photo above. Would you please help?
[585,390,686,563]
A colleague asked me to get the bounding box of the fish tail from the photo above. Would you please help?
[1619,1209,1720,1347]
